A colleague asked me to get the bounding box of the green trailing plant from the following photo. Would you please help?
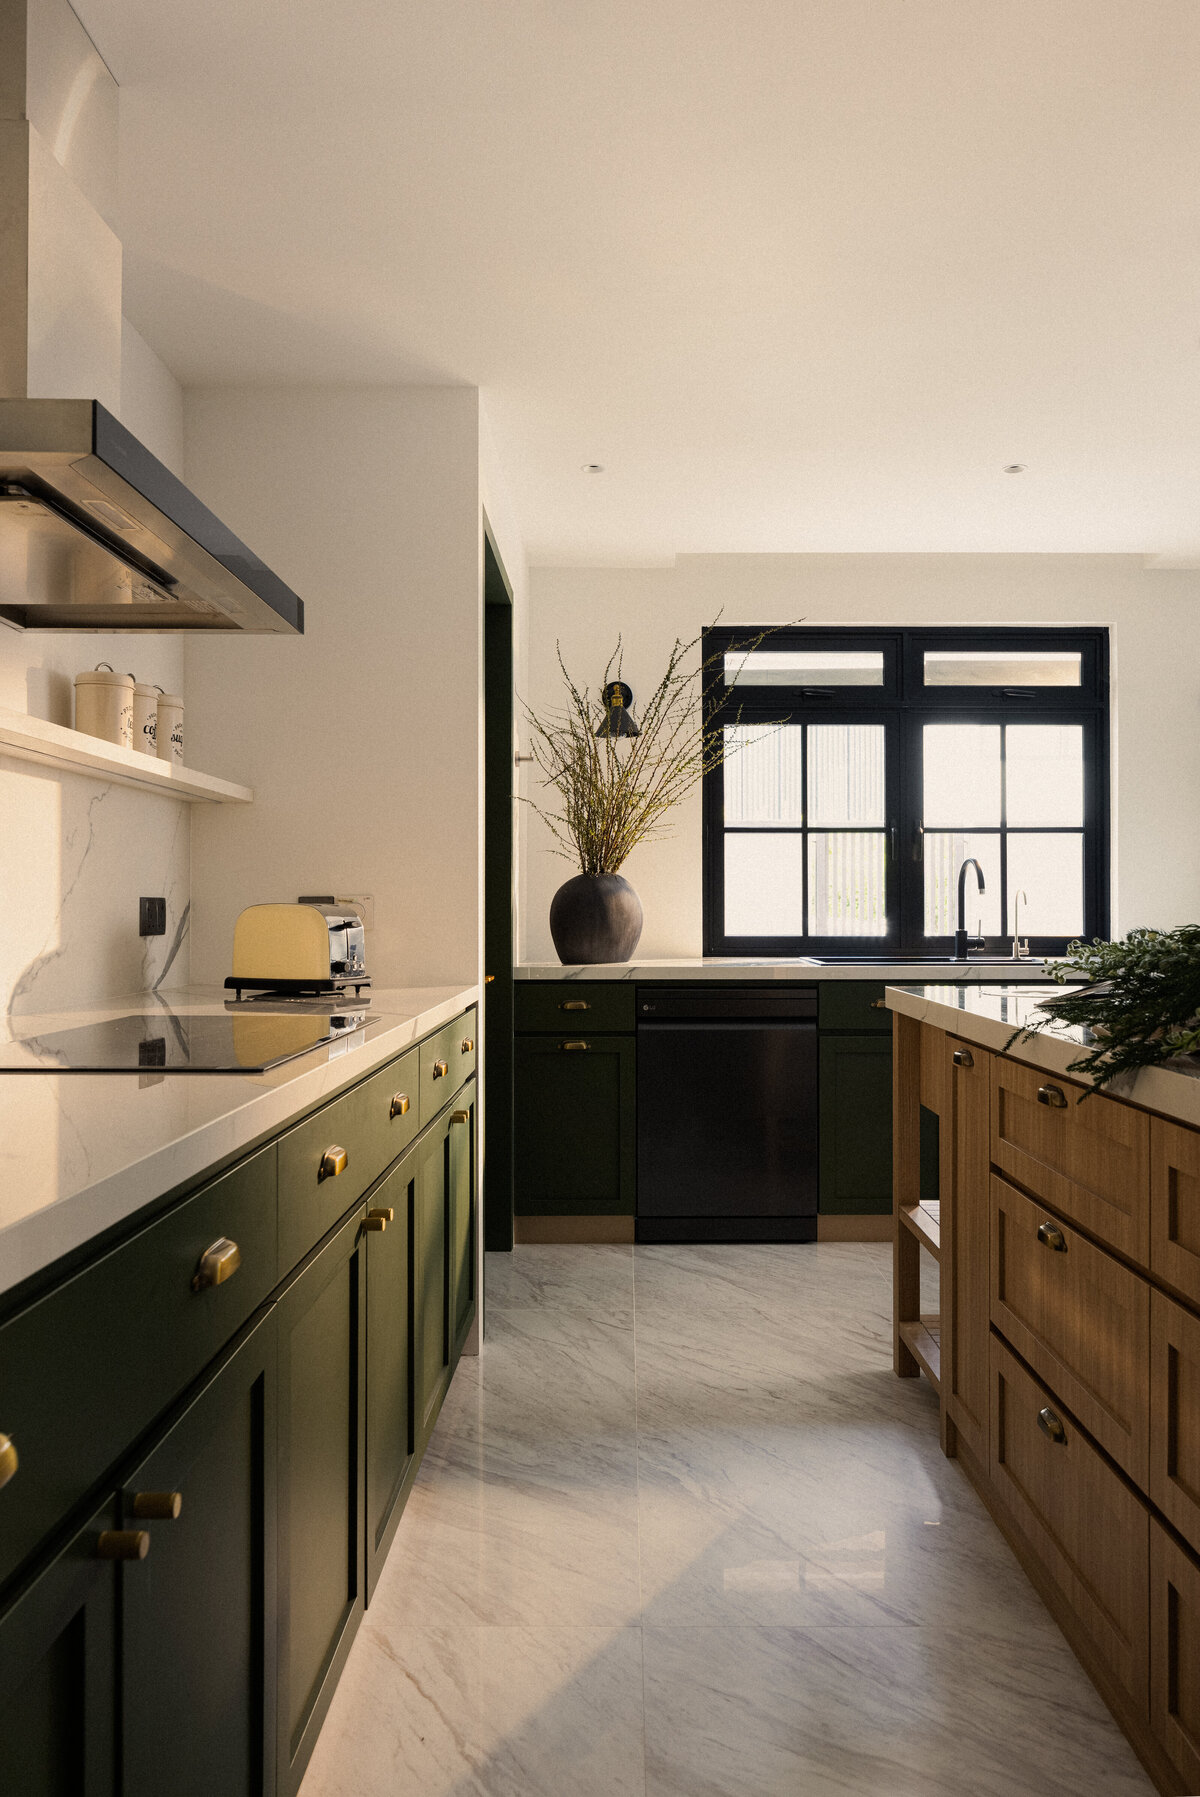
[521,625,778,876]
[1008,926,1200,1094]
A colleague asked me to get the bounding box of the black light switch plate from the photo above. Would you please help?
[139,896,167,936]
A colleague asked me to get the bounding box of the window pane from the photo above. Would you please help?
[1006,725,1084,826]
[923,832,1001,936]
[923,725,1001,826]
[924,650,1081,687]
[724,725,802,824]
[1008,834,1084,938]
[725,649,884,687]
[807,724,885,826]
[808,833,886,935]
[724,833,805,936]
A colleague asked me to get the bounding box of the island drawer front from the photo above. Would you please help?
[990,1333,1150,1713]
[0,1144,277,1595]
[1150,1289,1200,1554]
[990,1174,1150,1487]
[517,984,635,1034]
[817,982,890,1032]
[359,1048,421,1181]
[1150,1520,1200,1792]
[1150,1117,1200,1309]
[419,1010,476,1127]
[991,1057,1151,1265]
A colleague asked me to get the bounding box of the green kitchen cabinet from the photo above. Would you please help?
[365,1149,417,1601]
[514,1033,636,1215]
[818,1032,894,1213]
[0,1499,118,1796]
[120,1309,278,1797]
[416,1119,451,1446]
[274,1205,367,1797]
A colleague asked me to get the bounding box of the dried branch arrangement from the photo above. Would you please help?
[521,626,769,876]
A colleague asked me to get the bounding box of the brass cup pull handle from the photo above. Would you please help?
[191,1237,241,1292]
[1036,1220,1067,1252]
[131,1491,182,1521]
[450,1109,470,1125]
[560,1000,591,1012]
[318,1145,348,1181]
[870,999,887,1010]
[1037,1406,1067,1445]
[368,1206,394,1223]
[362,1215,387,1232]
[432,1060,449,1080]
[97,1529,150,1561]
[561,1041,589,1052]
[460,1037,474,1054]
[0,1431,17,1490]
[1037,1084,1068,1109]
[389,1092,410,1118]
[952,1047,974,1068]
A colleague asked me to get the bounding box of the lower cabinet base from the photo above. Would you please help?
[951,1433,1193,1797]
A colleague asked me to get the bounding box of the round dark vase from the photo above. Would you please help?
[549,872,644,965]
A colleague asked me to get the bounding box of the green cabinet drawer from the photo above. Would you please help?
[277,1077,379,1274]
[817,981,891,1032]
[0,1145,277,1594]
[358,1048,420,1179]
[514,1034,635,1214]
[515,982,635,1034]
[818,1033,893,1213]
[418,1010,476,1127]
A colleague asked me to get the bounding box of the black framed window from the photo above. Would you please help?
[704,627,1109,958]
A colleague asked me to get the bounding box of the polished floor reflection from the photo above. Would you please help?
[299,1243,1153,1796]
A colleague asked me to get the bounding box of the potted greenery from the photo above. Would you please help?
[522,628,763,965]
[1010,926,1200,1093]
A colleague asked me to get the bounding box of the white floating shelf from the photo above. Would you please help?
[0,708,253,804]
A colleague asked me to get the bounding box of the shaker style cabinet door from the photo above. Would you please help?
[365,1151,417,1602]
[0,1500,118,1797]
[818,1033,893,1213]
[120,1308,278,1797]
[416,1119,452,1447]
[449,1083,477,1352]
[514,1034,636,1215]
[275,1205,367,1797]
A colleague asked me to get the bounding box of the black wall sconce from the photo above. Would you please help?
[596,680,639,739]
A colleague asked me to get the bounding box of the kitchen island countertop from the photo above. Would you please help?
[0,983,477,1302]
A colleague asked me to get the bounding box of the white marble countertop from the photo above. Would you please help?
[517,957,1051,982]
[885,981,1200,1130]
[0,983,478,1301]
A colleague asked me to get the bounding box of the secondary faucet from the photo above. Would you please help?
[1012,889,1030,959]
[954,857,986,960]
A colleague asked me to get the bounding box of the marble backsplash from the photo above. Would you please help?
[0,757,190,1017]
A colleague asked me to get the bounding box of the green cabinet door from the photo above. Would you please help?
[275,1205,366,1797]
[365,1150,417,1602]
[514,1034,636,1215]
[120,1309,277,1797]
[416,1120,451,1447]
[449,1084,476,1354]
[0,1499,118,1796]
[818,1033,894,1214]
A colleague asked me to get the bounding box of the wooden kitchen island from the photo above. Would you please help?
[889,982,1200,1796]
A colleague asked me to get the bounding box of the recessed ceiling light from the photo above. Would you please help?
[1003,463,1027,474]
[581,463,604,474]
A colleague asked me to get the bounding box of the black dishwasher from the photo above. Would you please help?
[636,987,818,1243]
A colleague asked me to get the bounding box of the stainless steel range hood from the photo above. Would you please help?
[0,399,304,632]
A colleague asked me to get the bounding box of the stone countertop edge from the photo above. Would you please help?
[884,982,1200,1132]
[515,959,1051,982]
[0,983,479,1301]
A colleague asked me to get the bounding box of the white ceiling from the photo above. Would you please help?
[76,0,1200,565]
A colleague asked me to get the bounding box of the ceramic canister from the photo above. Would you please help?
[131,682,161,756]
[74,665,134,748]
[156,693,184,765]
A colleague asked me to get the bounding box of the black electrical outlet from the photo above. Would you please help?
[139,896,167,937]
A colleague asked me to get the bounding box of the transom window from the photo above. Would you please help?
[703,628,1109,958]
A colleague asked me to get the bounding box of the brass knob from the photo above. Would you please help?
[870,999,887,1010]
[484,974,496,984]
[318,1145,348,1181]
[952,1047,974,1068]
[450,1109,470,1125]
[560,1041,589,1052]
[0,1432,17,1490]
[389,1092,410,1118]
[560,1000,590,1012]
[1037,1406,1067,1445]
[367,1206,394,1223]
[1036,1220,1067,1253]
[131,1491,182,1520]
[362,1214,387,1232]
[461,1037,474,1054]
[1037,1084,1068,1109]
[432,1059,449,1080]
[191,1237,241,1292]
[97,1530,150,1561]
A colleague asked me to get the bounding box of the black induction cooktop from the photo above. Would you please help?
[0,1009,376,1073]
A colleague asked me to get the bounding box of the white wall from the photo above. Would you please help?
[0,319,190,1013]
[521,554,1200,961]
[184,385,484,991]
